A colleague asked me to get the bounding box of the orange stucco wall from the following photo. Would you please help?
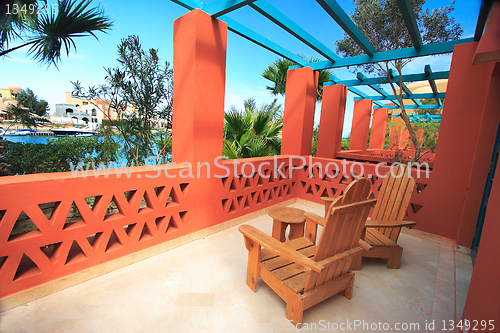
[349,99,372,151]
[281,67,319,156]
[416,42,499,245]
[316,84,347,159]
[369,108,388,150]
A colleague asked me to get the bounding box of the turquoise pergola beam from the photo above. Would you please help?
[171,0,307,65]
[374,104,442,109]
[203,0,258,17]
[425,65,443,106]
[331,75,385,107]
[325,70,449,86]
[221,17,308,66]
[316,0,376,56]
[357,73,400,107]
[249,0,340,62]
[354,92,446,101]
[291,38,474,70]
[396,0,423,50]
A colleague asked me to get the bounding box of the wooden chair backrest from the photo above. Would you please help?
[303,178,375,292]
[372,164,416,242]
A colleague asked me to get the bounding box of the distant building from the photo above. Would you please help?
[0,83,22,122]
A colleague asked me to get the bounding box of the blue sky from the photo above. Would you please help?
[1,0,481,136]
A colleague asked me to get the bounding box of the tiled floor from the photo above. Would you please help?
[0,203,473,333]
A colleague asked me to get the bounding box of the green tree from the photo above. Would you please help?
[14,88,49,116]
[262,56,333,101]
[1,0,112,66]
[223,98,283,159]
[335,0,461,162]
[72,35,173,166]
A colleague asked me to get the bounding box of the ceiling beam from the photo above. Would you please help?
[316,0,376,56]
[291,38,474,70]
[354,92,446,101]
[425,65,442,106]
[357,73,400,107]
[249,0,339,62]
[331,75,385,107]
[203,0,258,18]
[325,70,449,87]
[375,104,442,109]
[220,16,308,66]
[396,0,423,50]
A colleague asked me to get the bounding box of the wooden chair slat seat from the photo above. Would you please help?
[239,178,376,327]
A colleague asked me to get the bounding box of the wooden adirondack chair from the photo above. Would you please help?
[322,164,417,269]
[239,178,376,327]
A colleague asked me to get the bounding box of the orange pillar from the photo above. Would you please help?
[416,43,500,244]
[316,84,347,158]
[368,108,388,150]
[172,9,227,164]
[281,67,319,156]
[171,9,228,230]
[462,114,500,325]
[473,1,500,64]
[348,99,372,151]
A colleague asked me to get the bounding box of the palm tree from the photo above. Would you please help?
[1,0,112,66]
[223,98,283,159]
[262,56,333,101]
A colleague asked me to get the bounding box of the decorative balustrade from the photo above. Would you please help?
[0,155,432,299]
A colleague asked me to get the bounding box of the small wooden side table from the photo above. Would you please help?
[269,207,306,242]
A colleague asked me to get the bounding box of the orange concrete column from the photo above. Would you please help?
[389,117,405,150]
[369,108,388,150]
[462,134,500,325]
[172,9,227,164]
[281,67,319,156]
[316,84,347,158]
[416,43,500,244]
[348,99,372,151]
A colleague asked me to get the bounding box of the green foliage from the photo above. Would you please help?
[335,0,462,75]
[262,56,333,101]
[1,0,112,66]
[413,121,440,153]
[72,35,173,166]
[341,137,350,151]
[223,98,283,159]
[2,136,113,174]
[14,88,49,116]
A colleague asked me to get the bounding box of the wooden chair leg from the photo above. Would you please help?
[342,274,355,299]
[386,247,403,269]
[285,293,304,328]
[350,252,363,270]
[305,220,317,244]
[244,237,261,291]
[272,220,287,242]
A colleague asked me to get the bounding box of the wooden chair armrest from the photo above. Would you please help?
[364,220,417,228]
[238,225,323,273]
[303,212,325,227]
[317,247,364,267]
[358,239,372,251]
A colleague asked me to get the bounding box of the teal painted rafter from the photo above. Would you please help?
[396,0,423,50]
[203,0,258,18]
[354,92,446,101]
[316,0,376,56]
[220,17,308,65]
[291,38,473,70]
[171,0,306,65]
[326,70,449,86]
[331,75,385,107]
[357,73,400,107]
[374,104,442,109]
[249,1,339,62]
[425,65,442,106]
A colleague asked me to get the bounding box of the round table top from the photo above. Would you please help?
[268,207,306,223]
